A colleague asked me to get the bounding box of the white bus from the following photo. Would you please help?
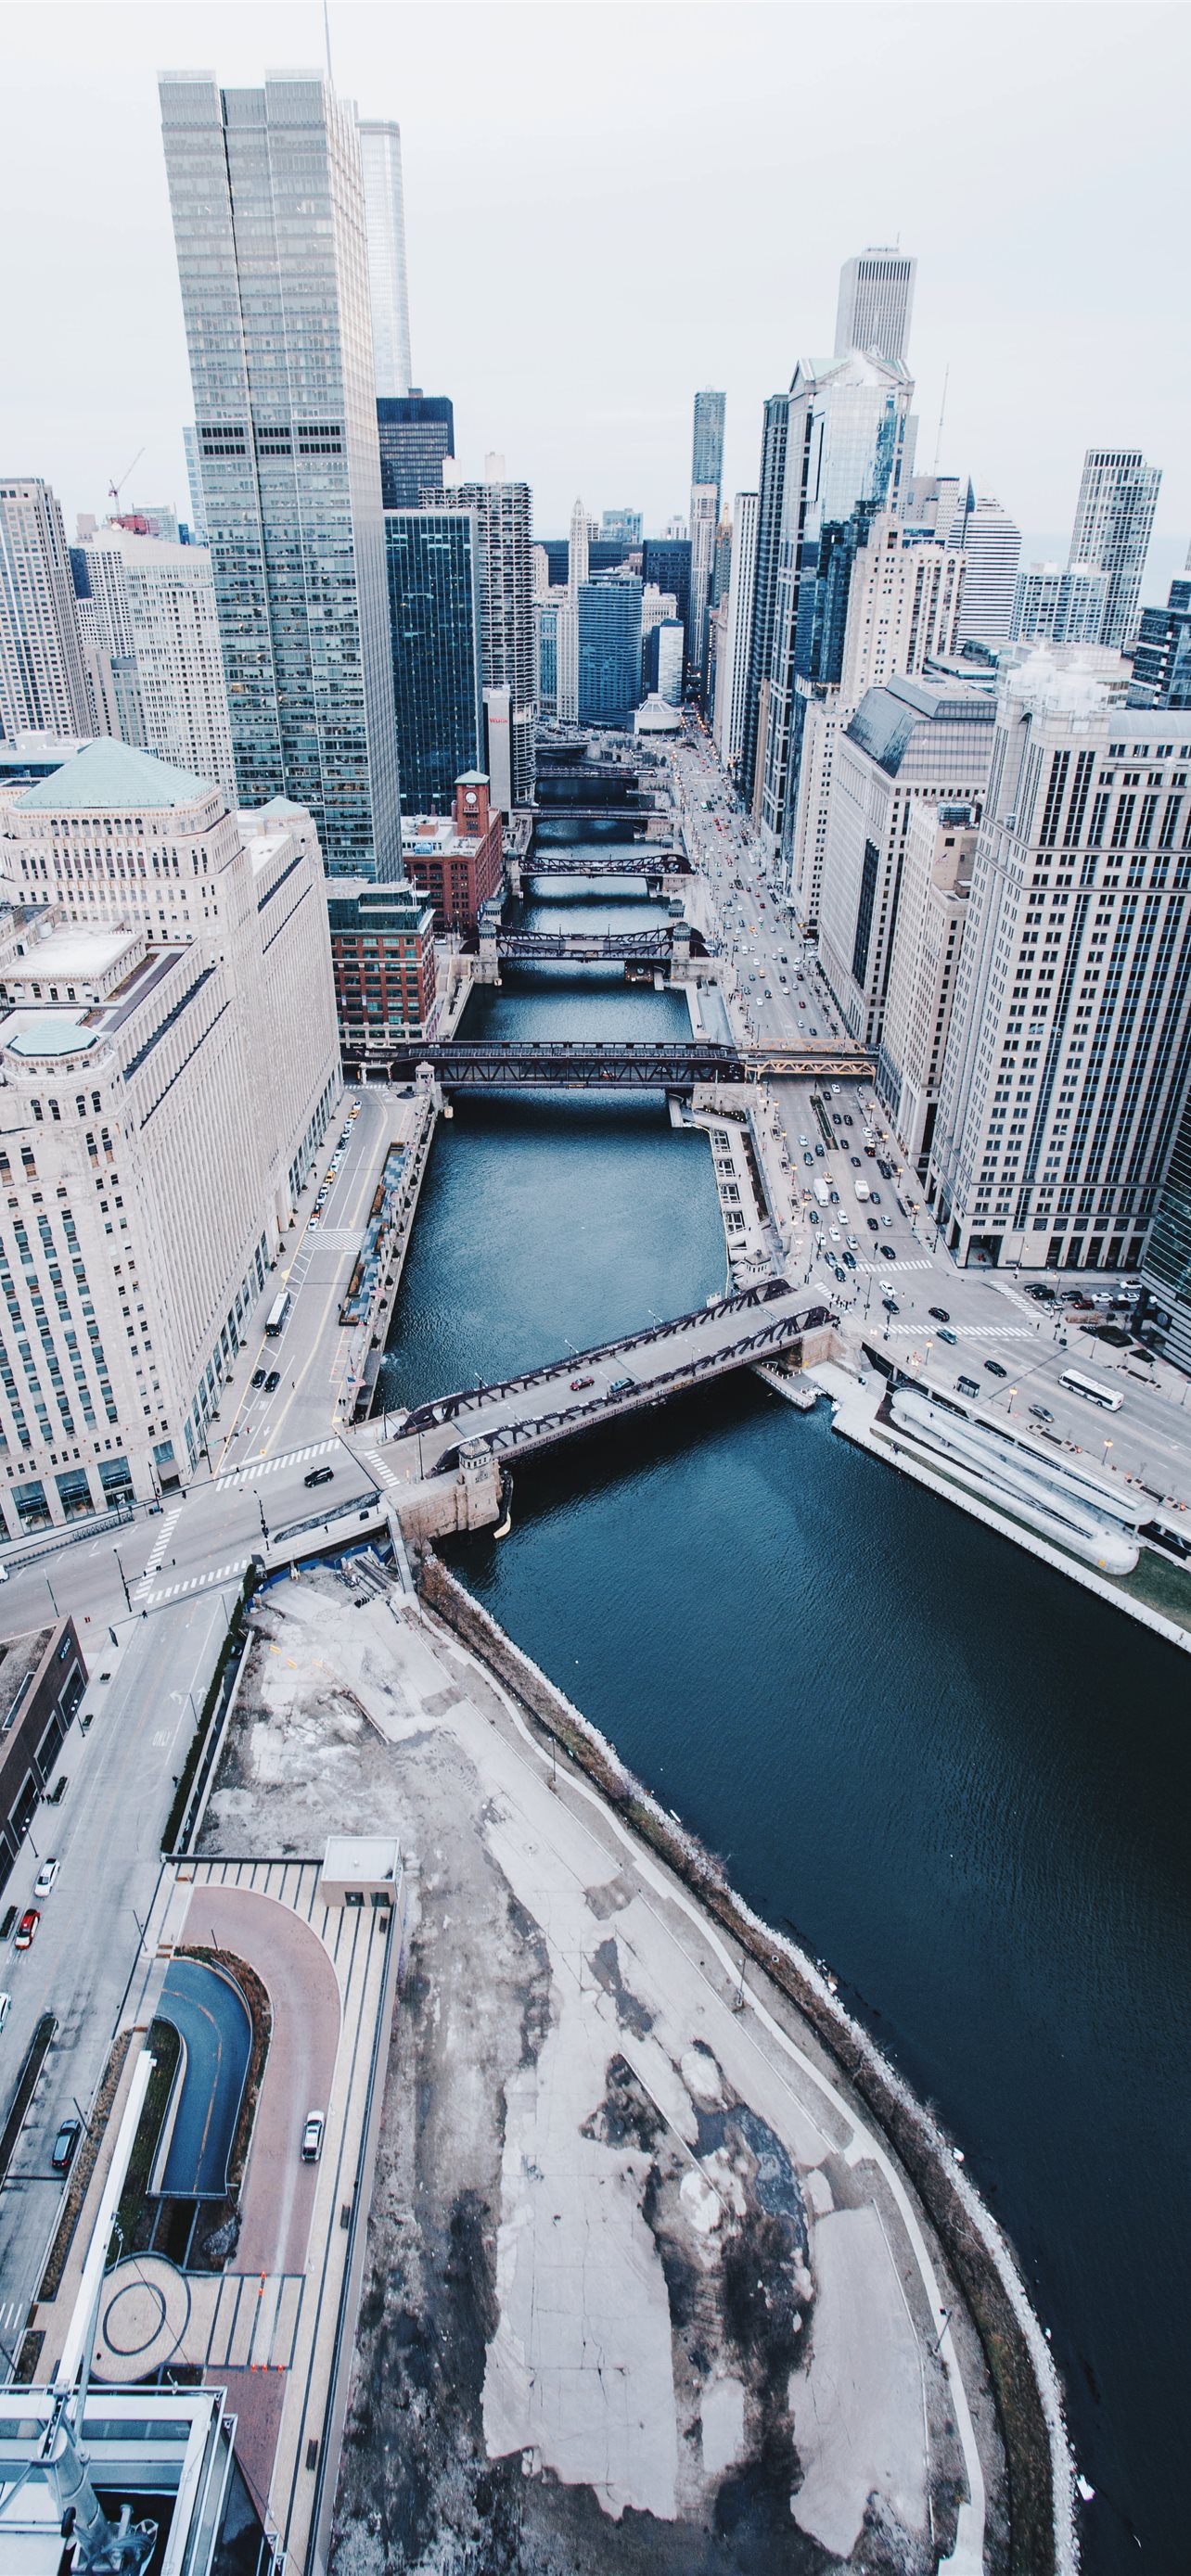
[1058,1366,1122,1412]
[264,1290,291,1339]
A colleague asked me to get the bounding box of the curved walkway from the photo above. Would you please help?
[158,1957,251,2200]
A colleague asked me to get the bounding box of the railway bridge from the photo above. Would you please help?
[370,1038,874,1091]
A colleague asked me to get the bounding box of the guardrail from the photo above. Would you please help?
[270,1488,383,1548]
[1,1501,135,1576]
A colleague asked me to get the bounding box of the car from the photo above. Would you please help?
[798,1134,810,1147]
[32,1860,58,1899]
[304,1465,334,1488]
[828,1225,841,1241]
[843,1113,853,1126]
[985,1359,1007,1378]
[14,1909,39,1950]
[877,1157,891,1178]
[831,1111,842,1124]
[51,2116,81,2174]
[831,1083,841,1096]
[570,1375,595,1391]
[250,1368,267,1389]
[802,1152,813,1167]
[879,1244,898,1261]
[843,1251,857,1269]
[928,1306,951,1323]
[264,1371,281,1394]
[814,1141,825,1156]
[301,2111,325,2163]
[882,1294,899,1312]
[868,1189,881,1205]
[866,1217,879,1232]
[828,1188,840,1205]
[796,970,804,981]
[1030,1403,1054,1422]
[864,1144,877,1158]
[937,1325,958,1345]
[608,1377,634,1396]
[881,1214,894,1228]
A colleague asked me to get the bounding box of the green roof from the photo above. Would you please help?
[16,737,215,813]
[258,795,309,817]
[454,769,489,785]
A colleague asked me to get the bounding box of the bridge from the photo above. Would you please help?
[486,925,711,965]
[521,846,691,875]
[375,1039,873,1090]
[367,1283,837,1471]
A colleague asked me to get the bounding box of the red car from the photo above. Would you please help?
[570,1375,595,1392]
[14,1908,39,1949]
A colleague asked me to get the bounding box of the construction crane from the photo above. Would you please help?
[107,447,145,508]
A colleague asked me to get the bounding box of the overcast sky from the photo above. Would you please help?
[3,1,1187,596]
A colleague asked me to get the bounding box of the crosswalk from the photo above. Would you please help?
[307,1226,362,1252]
[141,1558,251,1609]
[133,1501,184,1600]
[855,1255,932,1275]
[213,1438,338,1492]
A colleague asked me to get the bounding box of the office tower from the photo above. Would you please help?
[903,473,963,544]
[759,351,915,861]
[568,496,589,594]
[711,491,759,771]
[358,120,413,398]
[555,498,588,725]
[159,70,402,877]
[578,580,643,726]
[70,542,141,745]
[535,598,559,715]
[647,619,685,707]
[952,489,1022,646]
[641,540,691,657]
[711,511,733,608]
[383,508,484,810]
[72,524,236,795]
[739,394,789,811]
[789,509,966,929]
[877,802,978,1166]
[817,670,996,1050]
[531,544,552,599]
[0,479,93,740]
[183,427,208,545]
[1069,447,1160,650]
[602,509,643,546]
[0,737,339,1507]
[928,657,1191,1271]
[692,389,725,491]
[328,875,437,1057]
[640,582,678,692]
[835,248,916,365]
[377,393,455,509]
[1011,563,1110,648]
[1129,576,1191,709]
[482,689,513,811]
[436,473,535,803]
[664,515,687,542]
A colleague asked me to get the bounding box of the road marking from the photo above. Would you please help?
[132,1502,185,1599]
[144,1559,250,1607]
[214,1439,336,1492]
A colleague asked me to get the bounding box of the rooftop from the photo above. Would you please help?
[0,1009,100,1058]
[16,737,218,815]
[0,1626,53,1731]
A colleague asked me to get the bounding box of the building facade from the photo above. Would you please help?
[0,480,93,742]
[1069,447,1160,651]
[647,618,685,707]
[383,508,483,810]
[159,70,402,877]
[578,580,643,727]
[1138,1071,1191,1369]
[0,1620,86,1887]
[641,540,691,669]
[602,509,643,545]
[739,394,789,810]
[928,656,1191,1270]
[402,770,503,930]
[183,427,209,545]
[437,476,535,803]
[691,389,726,491]
[1129,576,1191,710]
[328,874,436,1056]
[376,393,455,509]
[1011,562,1110,649]
[72,525,236,797]
[835,248,916,365]
[0,738,340,1510]
[877,801,978,1169]
[711,491,759,772]
[357,119,413,399]
[953,491,1022,646]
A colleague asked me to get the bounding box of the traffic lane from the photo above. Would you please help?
[195,1884,341,2277]
[158,1955,252,2198]
[0,1590,233,2319]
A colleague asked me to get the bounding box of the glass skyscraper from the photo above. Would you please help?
[158,70,402,877]
[377,395,456,509]
[691,389,726,492]
[384,509,483,811]
[357,121,413,399]
[641,541,691,664]
[1130,577,1191,710]
[578,580,643,726]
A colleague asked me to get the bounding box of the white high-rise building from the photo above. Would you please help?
[0,737,339,1518]
[711,491,759,772]
[1068,448,1160,651]
[357,120,413,398]
[816,670,996,1051]
[928,652,1191,1271]
[789,511,965,930]
[437,473,536,801]
[687,483,719,686]
[640,583,678,694]
[1011,563,1110,649]
[835,248,916,366]
[568,497,589,595]
[74,526,236,797]
[953,490,1022,646]
[0,480,94,742]
[877,801,979,1167]
[652,620,685,708]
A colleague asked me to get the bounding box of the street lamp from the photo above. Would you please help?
[112,1547,133,1615]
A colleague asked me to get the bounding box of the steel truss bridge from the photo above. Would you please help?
[378,1039,873,1090]
[491,925,710,964]
[522,845,688,873]
[389,1282,835,1471]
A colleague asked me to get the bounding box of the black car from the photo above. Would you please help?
[877,1157,891,1178]
[843,1251,856,1269]
[51,2117,81,2174]
[250,1368,266,1389]
[928,1306,950,1323]
[803,1151,813,1167]
[304,1465,334,1488]
[264,1370,281,1394]
[866,1217,879,1232]
[882,1295,899,1313]
[850,1154,862,1167]
[843,1113,853,1126]
[868,1190,881,1205]
[985,1359,1007,1378]
[879,1243,897,1260]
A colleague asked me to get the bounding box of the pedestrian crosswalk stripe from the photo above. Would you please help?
[214,1438,336,1490]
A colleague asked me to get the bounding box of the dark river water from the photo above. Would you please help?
[378,862,1191,2573]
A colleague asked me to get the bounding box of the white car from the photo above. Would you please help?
[881,1214,894,1228]
[32,1859,59,1899]
[828,1225,841,1241]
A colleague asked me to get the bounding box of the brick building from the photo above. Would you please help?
[0,1618,86,1894]
[402,772,503,931]
[327,876,437,1056]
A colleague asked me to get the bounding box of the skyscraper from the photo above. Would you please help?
[437,473,536,802]
[357,120,413,399]
[1129,576,1191,709]
[688,389,726,690]
[641,540,691,651]
[578,580,643,727]
[0,478,93,740]
[929,657,1191,1272]
[1010,562,1109,648]
[377,395,455,509]
[602,509,643,546]
[1068,447,1161,650]
[384,509,483,810]
[159,70,402,877]
[834,249,916,365]
[711,492,759,772]
[72,523,236,795]
[739,394,789,811]
[182,427,208,544]
[692,389,726,491]
[953,490,1022,647]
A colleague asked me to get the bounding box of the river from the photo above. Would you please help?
[377,857,1191,2573]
